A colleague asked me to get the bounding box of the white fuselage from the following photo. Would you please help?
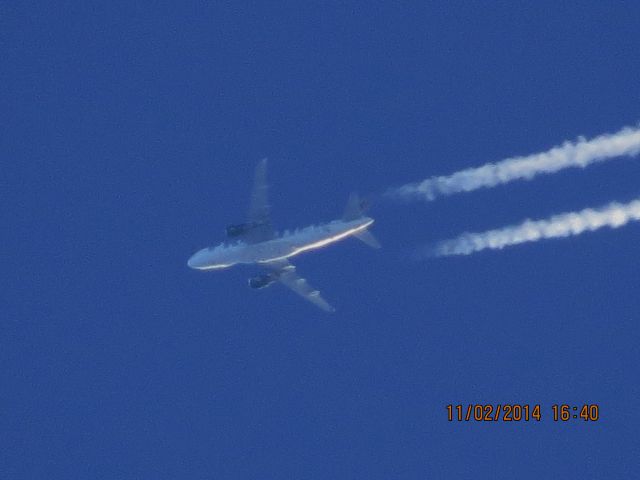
[188,217,374,270]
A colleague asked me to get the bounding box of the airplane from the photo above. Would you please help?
[187,159,380,312]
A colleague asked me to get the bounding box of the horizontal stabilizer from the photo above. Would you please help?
[353,229,381,249]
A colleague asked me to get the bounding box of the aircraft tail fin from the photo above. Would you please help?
[343,193,381,249]
[342,193,368,221]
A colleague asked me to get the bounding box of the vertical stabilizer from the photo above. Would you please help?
[342,193,381,249]
[342,193,365,221]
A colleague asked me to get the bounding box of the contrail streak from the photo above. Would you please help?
[428,198,640,257]
[388,125,640,201]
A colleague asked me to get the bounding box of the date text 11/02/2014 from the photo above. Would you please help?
[446,404,600,422]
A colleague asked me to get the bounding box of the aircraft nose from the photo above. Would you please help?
[187,250,205,269]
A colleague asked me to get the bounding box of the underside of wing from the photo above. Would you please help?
[245,158,275,243]
[265,260,335,313]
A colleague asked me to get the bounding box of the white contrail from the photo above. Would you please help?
[429,198,640,257]
[388,125,640,201]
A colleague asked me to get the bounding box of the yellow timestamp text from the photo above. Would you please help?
[446,404,600,422]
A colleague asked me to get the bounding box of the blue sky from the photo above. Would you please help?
[4,2,640,478]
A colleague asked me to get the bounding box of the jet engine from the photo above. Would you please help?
[226,222,262,238]
[248,274,277,289]
[226,223,250,238]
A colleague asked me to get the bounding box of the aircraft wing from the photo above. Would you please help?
[265,259,335,313]
[245,158,275,244]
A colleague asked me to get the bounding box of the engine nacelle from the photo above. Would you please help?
[226,221,263,238]
[226,223,250,238]
[248,274,277,289]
